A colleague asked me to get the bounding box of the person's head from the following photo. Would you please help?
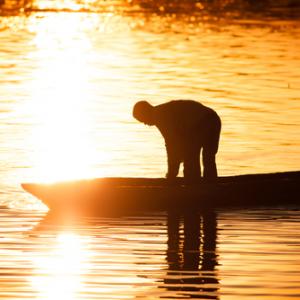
[133,101,155,126]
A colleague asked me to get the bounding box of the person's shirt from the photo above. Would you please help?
[153,100,215,148]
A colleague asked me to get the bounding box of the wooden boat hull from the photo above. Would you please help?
[22,171,300,213]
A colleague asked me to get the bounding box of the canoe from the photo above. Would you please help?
[21,171,300,213]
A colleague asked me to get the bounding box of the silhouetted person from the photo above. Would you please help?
[133,100,221,183]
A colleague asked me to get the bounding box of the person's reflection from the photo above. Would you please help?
[164,210,219,299]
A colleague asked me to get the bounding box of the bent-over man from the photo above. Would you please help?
[133,100,221,183]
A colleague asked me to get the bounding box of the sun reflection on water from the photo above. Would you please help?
[30,232,90,299]
[28,226,158,299]
[22,15,117,183]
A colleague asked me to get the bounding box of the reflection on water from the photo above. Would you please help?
[23,14,102,182]
[0,208,300,299]
[164,211,218,299]
[30,232,89,300]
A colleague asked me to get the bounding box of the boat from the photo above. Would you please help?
[21,171,300,213]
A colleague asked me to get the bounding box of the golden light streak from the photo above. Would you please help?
[30,232,90,300]
[22,15,116,182]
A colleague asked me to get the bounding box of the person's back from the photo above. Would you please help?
[154,100,217,143]
[133,100,221,183]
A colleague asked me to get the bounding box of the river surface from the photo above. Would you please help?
[0,0,300,299]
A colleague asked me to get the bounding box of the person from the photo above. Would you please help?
[133,100,221,183]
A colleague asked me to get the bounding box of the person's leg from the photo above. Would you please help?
[183,146,201,184]
[203,149,217,179]
[166,144,181,180]
[202,113,221,180]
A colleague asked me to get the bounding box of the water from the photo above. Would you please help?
[1,208,300,299]
[0,0,300,299]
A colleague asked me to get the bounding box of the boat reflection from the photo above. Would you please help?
[163,210,219,299]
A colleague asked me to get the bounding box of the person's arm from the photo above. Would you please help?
[165,143,180,180]
[154,104,180,180]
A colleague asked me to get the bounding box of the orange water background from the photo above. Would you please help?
[0,1,300,299]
